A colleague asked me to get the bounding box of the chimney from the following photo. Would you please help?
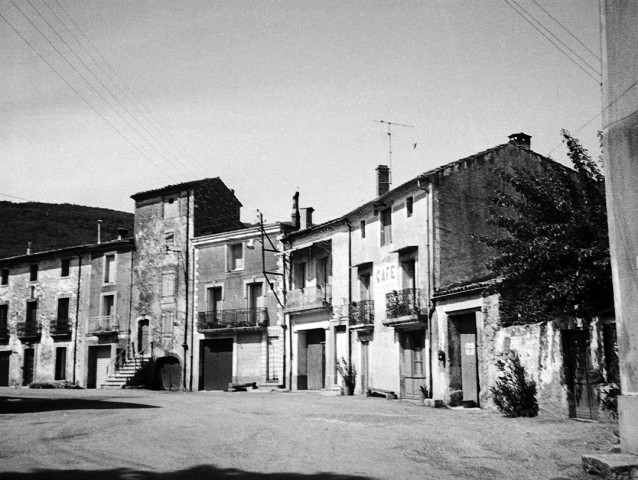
[97,219,103,244]
[117,228,129,240]
[291,191,300,230]
[26,241,32,255]
[508,132,531,149]
[376,165,390,196]
[300,207,314,230]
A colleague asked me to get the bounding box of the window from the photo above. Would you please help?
[294,262,306,289]
[26,300,37,325]
[228,244,244,271]
[1,269,8,285]
[102,294,115,318]
[162,272,176,298]
[104,254,116,284]
[406,196,414,217]
[57,298,70,322]
[161,311,175,334]
[165,231,175,252]
[61,259,70,277]
[0,304,8,336]
[358,268,372,301]
[316,257,329,286]
[55,347,66,380]
[207,286,223,314]
[380,208,392,246]
[30,264,38,282]
[360,220,366,239]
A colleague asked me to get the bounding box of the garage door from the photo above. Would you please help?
[200,339,233,390]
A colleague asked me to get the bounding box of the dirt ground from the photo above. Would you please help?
[0,387,617,480]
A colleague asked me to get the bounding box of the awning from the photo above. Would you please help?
[350,261,373,270]
[391,245,418,255]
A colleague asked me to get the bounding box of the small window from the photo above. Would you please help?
[0,304,8,335]
[164,195,179,219]
[165,231,175,252]
[104,254,116,284]
[162,272,176,298]
[1,269,8,285]
[406,196,413,217]
[26,300,37,324]
[30,264,38,282]
[61,259,70,277]
[57,298,70,321]
[360,220,366,239]
[294,262,307,289]
[161,311,175,334]
[380,208,392,246]
[228,244,244,271]
[102,294,115,317]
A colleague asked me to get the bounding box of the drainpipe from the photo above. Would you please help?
[419,177,435,398]
[345,219,353,370]
[72,252,82,385]
[127,243,134,359]
[185,190,192,391]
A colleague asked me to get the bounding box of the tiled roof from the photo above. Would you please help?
[0,237,134,264]
[131,177,219,200]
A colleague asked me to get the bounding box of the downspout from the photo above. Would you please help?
[419,177,435,398]
[185,190,193,391]
[72,251,82,385]
[345,219,352,370]
[127,243,134,358]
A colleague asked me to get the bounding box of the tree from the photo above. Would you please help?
[480,130,613,325]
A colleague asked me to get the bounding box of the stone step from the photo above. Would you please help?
[582,453,638,478]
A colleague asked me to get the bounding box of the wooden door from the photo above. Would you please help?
[0,351,10,386]
[360,340,369,395]
[460,333,478,403]
[87,345,111,389]
[563,330,597,419]
[400,331,426,399]
[306,329,325,390]
[200,339,233,390]
[158,357,182,391]
[23,348,34,386]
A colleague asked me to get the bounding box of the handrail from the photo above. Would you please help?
[106,340,153,376]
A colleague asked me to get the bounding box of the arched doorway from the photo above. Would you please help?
[137,319,150,356]
[156,355,182,391]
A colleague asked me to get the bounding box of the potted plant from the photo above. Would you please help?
[336,357,356,396]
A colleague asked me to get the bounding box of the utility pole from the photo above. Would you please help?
[373,120,415,186]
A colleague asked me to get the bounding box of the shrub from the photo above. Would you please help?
[491,350,538,417]
[29,380,83,389]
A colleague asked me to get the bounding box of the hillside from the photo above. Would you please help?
[0,201,134,259]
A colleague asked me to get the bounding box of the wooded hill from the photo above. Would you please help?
[0,201,134,259]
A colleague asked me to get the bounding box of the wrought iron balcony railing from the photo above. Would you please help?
[385,288,423,319]
[17,321,40,338]
[349,300,375,326]
[89,315,120,334]
[50,319,72,336]
[197,308,268,331]
[285,284,332,311]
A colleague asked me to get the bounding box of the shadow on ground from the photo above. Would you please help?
[0,466,373,480]
[0,396,159,414]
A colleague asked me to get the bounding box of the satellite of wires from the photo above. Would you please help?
[504,0,602,85]
[0,0,208,184]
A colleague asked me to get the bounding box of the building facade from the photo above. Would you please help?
[0,236,133,388]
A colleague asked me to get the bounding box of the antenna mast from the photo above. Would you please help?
[373,120,415,185]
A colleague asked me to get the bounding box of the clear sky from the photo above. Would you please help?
[1,0,603,225]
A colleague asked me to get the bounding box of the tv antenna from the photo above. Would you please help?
[373,120,415,184]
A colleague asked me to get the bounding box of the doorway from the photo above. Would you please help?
[200,338,233,390]
[562,329,597,419]
[23,348,35,386]
[0,351,10,386]
[87,345,111,389]
[448,312,479,405]
[138,319,150,355]
[306,329,325,390]
[400,330,426,399]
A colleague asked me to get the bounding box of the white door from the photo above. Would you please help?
[95,346,111,388]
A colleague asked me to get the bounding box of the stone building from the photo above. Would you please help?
[283,133,581,408]
[191,221,292,390]
[0,234,133,388]
[129,178,243,390]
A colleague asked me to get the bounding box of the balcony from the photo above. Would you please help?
[17,321,40,339]
[89,315,120,335]
[349,300,375,329]
[50,318,72,337]
[384,288,425,327]
[285,285,332,313]
[197,308,268,332]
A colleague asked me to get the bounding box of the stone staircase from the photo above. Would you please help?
[100,357,151,389]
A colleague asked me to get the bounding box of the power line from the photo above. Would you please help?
[504,0,601,84]
[18,0,199,179]
[48,0,209,175]
[0,7,177,182]
[529,0,600,62]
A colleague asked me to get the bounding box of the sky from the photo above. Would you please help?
[0,0,604,225]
